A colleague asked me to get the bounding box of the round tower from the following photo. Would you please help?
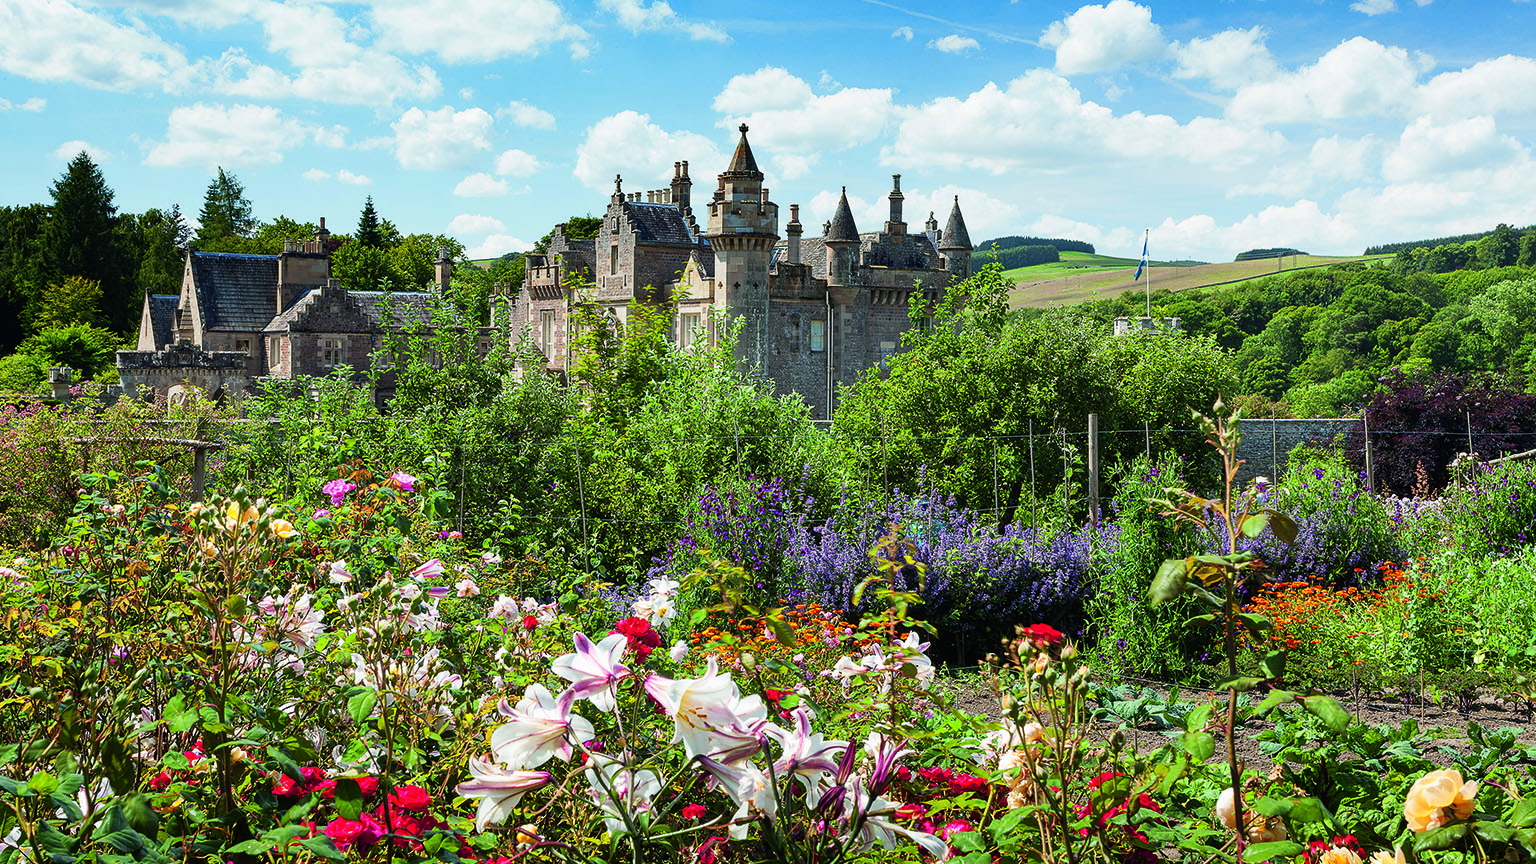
[705,125,779,305]
[824,187,860,286]
[939,195,973,278]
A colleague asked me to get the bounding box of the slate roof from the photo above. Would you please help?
[148,294,177,348]
[940,197,972,250]
[861,231,943,270]
[773,236,829,278]
[624,202,694,244]
[827,190,859,243]
[350,291,436,328]
[189,252,279,332]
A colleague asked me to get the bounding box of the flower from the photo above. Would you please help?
[407,559,444,580]
[488,595,520,620]
[312,509,330,520]
[644,657,770,763]
[613,616,662,661]
[455,579,480,597]
[1368,849,1406,864]
[270,519,297,539]
[1404,768,1478,833]
[552,632,631,713]
[390,472,417,492]
[1021,623,1064,647]
[1319,848,1363,864]
[388,785,432,812]
[1217,787,1286,843]
[681,804,707,820]
[455,756,552,833]
[669,639,689,662]
[323,479,356,507]
[490,684,594,769]
[841,783,949,860]
[764,706,845,806]
[585,754,661,835]
[323,818,367,851]
[523,614,539,632]
[697,757,777,840]
[328,560,353,584]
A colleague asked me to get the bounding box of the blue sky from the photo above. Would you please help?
[3,0,1536,262]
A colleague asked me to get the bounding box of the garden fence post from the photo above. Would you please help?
[992,438,1000,520]
[1145,420,1150,460]
[457,441,466,533]
[1088,414,1100,529]
[572,442,589,552]
[1363,413,1374,495]
[192,446,207,502]
[1029,419,1036,530]
[1466,410,1474,460]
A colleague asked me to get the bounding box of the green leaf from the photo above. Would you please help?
[1254,797,1293,817]
[1253,689,1298,716]
[949,831,986,853]
[27,771,58,795]
[333,778,365,822]
[1414,823,1469,853]
[1474,821,1516,843]
[161,751,191,771]
[1244,841,1304,860]
[1260,651,1286,680]
[346,690,378,726]
[1264,510,1299,545]
[1239,512,1270,539]
[1149,558,1189,605]
[1302,695,1351,733]
[0,744,17,766]
[1511,798,1536,829]
[1183,732,1215,761]
[1237,612,1273,633]
[96,830,146,855]
[298,836,347,861]
[766,612,796,647]
[1184,613,1217,628]
[1213,675,1266,692]
[1186,704,1213,732]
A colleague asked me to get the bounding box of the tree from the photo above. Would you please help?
[34,276,105,329]
[0,204,50,352]
[532,216,602,255]
[15,324,123,381]
[356,196,383,248]
[44,152,132,332]
[120,206,189,300]
[1468,278,1536,361]
[1476,223,1518,269]
[195,168,255,246]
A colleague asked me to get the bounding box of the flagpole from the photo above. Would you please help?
[1143,228,1151,319]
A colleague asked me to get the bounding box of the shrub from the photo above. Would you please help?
[1444,457,1536,557]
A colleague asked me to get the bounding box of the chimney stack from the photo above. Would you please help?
[787,204,802,265]
[434,246,452,294]
[885,174,905,236]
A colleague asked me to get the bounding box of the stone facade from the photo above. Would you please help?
[121,219,455,402]
[1232,417,1362,485]
[513,126,974,419]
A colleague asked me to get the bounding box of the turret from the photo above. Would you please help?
[939,195,973,278]
[824,187,860,287]
[706,125,778,304]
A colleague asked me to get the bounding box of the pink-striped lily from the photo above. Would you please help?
[552,632,630,712]
[645,657,769,763]
[455,756,551,832]
[490,683,594,769]
[766,706,846,807]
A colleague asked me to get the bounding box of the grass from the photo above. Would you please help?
[1008,253,1396,308]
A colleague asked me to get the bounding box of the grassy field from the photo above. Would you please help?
[995,250,1193,281]
[1009,253,1394,308]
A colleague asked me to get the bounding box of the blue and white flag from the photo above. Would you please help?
[1133,231,1149,281]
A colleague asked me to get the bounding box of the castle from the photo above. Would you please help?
[117,125,974,416]
[514,124,973,419]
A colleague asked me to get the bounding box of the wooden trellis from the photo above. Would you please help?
[68,436,227,501]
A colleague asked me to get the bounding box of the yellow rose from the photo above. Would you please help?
[269,519,297,539]
[1404,768,1479,833]
[1368,848,1406,864]
[1319,847,1362,864]
[514,824,540,847]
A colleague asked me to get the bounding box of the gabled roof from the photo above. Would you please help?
[349,291,436,328]
[940,196,972,251]
[147,294,177,348]
[722,124,763,180]
[624,202,694,244]
[189,252,278,332]
[827,188,859,243]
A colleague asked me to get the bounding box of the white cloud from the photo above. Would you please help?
[304,168,372,184]
[459,87,474,99]
[55,140,109,162]
[448,213,506,235]
[0,0,190,92]
[1039,0,1165,75]
[0,96,46,111]
[144,103,319,167]
[1382,115,1524,182]
[1350,0,1397,15]
[1418,55,1536,118]
[1171,27,1278,89]
[892,26,913,41]
[1227,37,1429,125]
[494,149,541,177]
[498,99,556,130]
[392,105,494,170]
[884,69,1283,174]
[712,68,894,176]
[371,0,590,62]
[453,172,510,196]
[596,0,728,42]
[1227,134,1380,197]
[929,34,979,54]
[574,110,725,190]
[465,234,529,258]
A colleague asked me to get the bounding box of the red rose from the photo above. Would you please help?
[387,785,432,812]
[612,616,662,661]
[323,819,365,851]
[523,614,539,631]
[763,688,787,703]
[1022,623,1064,647]
[681,804,707,820]
[273,773,300,797]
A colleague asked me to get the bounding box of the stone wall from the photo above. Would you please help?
[1232,416,1361,484]
[117,342,251,401]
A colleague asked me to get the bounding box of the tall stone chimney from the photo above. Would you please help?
[786,204,802,265]
[670,160,692,214]
[884,174,905,237]
[434,247,452,293]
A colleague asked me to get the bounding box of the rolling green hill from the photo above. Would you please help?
[1009,253,1393,308]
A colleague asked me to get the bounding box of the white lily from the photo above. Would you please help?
[765,706,846,807]
[552,632,630,713]
[490,684,594,769]
[843,782,949,860]
[644,656,770,763]
[585,754,661,836]
[455,756,551,832]
[698,756,778,840]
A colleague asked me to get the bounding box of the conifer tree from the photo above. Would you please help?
[195,168,255,246]
[44,151,131,332]
[356,196,383,248]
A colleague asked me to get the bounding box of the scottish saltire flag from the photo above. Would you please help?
[1133,231,1149,281]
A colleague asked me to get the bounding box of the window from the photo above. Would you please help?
[268,336,281,368]
[609,244,618,275]
[880,340,896,366]
[541,310,555,354]
[809,319,825,352]
[789,314,801,352]
[234,339,251,355]
[680,312,701,349]
[321,336,344,368]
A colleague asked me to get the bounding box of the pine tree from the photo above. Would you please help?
[44,151,131,332]
[195,168,255,246]
[356,196,383,248]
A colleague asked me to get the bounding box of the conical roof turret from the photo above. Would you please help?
[722,123,763,180]
[940,195,972,250]
[826,187,859,243]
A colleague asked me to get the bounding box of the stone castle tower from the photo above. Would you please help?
[706,125,780,365]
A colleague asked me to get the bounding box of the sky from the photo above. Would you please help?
[3,0,1536,263]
